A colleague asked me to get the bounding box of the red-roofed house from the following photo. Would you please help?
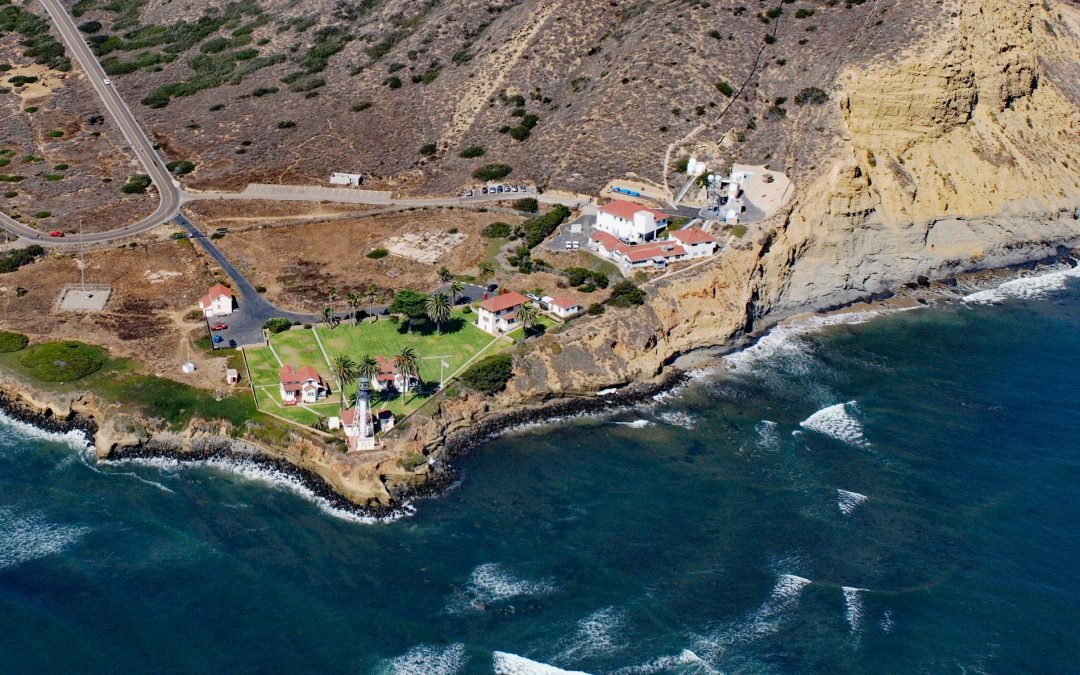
[596,200,669,243]
[199,283,234,318]
[669,227,717,258]
[371,355,418,393]
[279,364,329,405]
[477,291,529,335]
[543,296,581,319]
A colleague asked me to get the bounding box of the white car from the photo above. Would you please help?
[103,78,111,85]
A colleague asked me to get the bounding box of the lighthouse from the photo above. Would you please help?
[343,376,376,451]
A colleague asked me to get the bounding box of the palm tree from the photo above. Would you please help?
[449,280,464,305]
[328,286,338,317]
[438,266,454,283]
[517,302,539,338]
[321,305,334,328]
[357,354,380,383]
[425,292,452,335]
[346,291,362,323]
[478,261,495,280]
[394,347,420,400]
[330,354,356,412]
[366,283,379,319]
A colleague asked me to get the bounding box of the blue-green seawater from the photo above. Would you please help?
[1,275,1078,673]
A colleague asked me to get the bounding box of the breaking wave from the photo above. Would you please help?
[0,410,92,453]
[693,574,813,662]
[382,643,467,674]
[655,411,696,429]
[554,607,626,662]
[100,456,413,525]
[836,489,868,515]
[962,265,1080,305]
[492,651,589,674]
[842,587,866,634]
[445,563,557,614]
[614,420,653,429]
[613,649,718,674]
[755,420,781,451]
[799,402,870,449]
[0,507,89,570]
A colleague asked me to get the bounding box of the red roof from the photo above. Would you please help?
[589,231,623,250]
[670,228,715,245]
[550,296,579,309]
[479,291,529,313]
[598,200,668,222]
[620,242,687,263]
[341,406,370,426]
[279,364,325,386]
[207,283,232,299]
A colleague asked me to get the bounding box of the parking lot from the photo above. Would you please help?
[545,214,595,253]
[458,184,535,201]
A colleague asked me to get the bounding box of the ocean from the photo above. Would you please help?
[1,268,1078,673]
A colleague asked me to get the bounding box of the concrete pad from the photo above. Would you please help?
[57,284,111,312]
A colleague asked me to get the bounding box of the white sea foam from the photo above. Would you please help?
[614,419,652,428]
[554,607,626,662]
[655,411,696,429]
[445,563,557,614]
[0,410,93,452]
[722,310,898,373]
[384,643,467,675]
[694,574,813,662]
[492,652,589,674]
[880,609,894,633]
[962,265,1080,305]
[100,455,413,525]
[0,508,89,569]
[613,649,718,674]
[836,489,868,515]
[842,586,866,634]
[755,420,781,451]
[799,402,870,448]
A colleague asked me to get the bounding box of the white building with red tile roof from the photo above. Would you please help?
[669,227,717,258]
[544,296,581,319]
[477,291,529,335]
[595,200,669,243]
[199,283,234,318]
[279,364,329,405]
[371,355,418,393]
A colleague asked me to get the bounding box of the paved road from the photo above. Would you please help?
[9,0,182,246]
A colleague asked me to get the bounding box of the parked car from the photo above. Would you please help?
[212,335,223,344]
[497,186,504,193]
[228,339,237,348]
[526,293,540,302]
[49,231,64,237]
[466,190,474,197]
[210,323,228,331]
[487,283,499,293]
[481,187,488,194]
[572,241,580,249]
[565,241,573,249]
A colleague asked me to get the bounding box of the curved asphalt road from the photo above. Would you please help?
[3,0,182,247]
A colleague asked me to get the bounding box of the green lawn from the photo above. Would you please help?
[245,311,501,426]
[506,314,557,341]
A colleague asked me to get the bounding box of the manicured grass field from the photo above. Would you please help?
[245,311,502,426]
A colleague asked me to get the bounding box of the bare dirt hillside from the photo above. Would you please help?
[59,0,944,196]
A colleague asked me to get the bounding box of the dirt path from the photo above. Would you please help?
[436,1,562,153]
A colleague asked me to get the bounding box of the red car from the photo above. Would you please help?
[49,231,64,237]
[210,323,228,331]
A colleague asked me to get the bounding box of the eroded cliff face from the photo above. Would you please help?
[755,0,1080,314]
[465,0,1080,411]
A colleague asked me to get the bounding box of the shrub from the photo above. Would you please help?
[512,197,539,213]
[520,204,571,249]
[18,340,107,381]
[731,224,748,238]
[47,130,64,138]
[460,353,513,394]
[277,120,296,129]
[716,80,734,97]
[607,281,646,308]
[262,317,293,334]
[472,163,512,181]
[32,211,51,219]
[0,330,28,352]
[481,221,512,238]
[419,143,437,156]
[794,87,829,106]
[367,248,389,259]
[78,20,102,33]
[383,75,402,89]
[587,303,605,316]
[459,145,485,158]
[122,174,152,194]
[166,160,196,175]
[0,245,44,273]
[352,101,372,111]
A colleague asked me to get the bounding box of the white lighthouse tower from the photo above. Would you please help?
[343,376,376,451]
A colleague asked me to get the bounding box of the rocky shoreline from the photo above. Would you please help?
[0,388,98,442]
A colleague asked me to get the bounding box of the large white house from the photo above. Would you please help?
[589,227,717,274]
[279,364,329,405]
[200,283,233,318]
[477,291,529,335]
[371,355,418,393]
[669,227,718,258]
[595,200,669,243]
[543,296,581,319]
